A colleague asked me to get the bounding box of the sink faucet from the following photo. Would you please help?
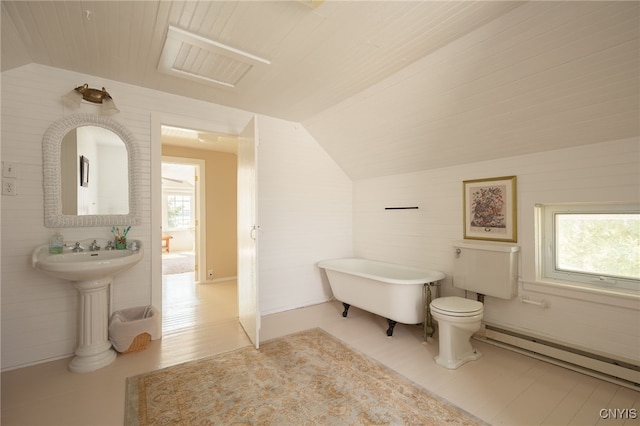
[105,240,115,251]
[72,242,83,252]
[89,240,101,251]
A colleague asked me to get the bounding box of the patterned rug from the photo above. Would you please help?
[125,328,483,425]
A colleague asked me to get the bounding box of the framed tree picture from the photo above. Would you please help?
[463,175,517,242]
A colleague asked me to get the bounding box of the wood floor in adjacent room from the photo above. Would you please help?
[2,272,638,425]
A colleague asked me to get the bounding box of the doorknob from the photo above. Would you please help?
[250,225,261,240]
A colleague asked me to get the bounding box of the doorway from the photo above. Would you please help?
[153,117,245,339]
[161,159,200,278]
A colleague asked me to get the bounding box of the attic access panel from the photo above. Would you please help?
[158,26,270,88]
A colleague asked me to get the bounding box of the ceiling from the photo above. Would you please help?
[161,125,239,154]
[2,1,638,179]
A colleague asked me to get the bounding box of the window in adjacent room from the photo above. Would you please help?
[537,203,640,293]
[162,163,196,231]
[167,194,193,229]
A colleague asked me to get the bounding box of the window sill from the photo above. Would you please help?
[523,279,639,310]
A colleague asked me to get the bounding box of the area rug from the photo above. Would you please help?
[125,328,482,425]
[162,252,194,275]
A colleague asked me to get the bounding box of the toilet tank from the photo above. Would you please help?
[452,240,520,299]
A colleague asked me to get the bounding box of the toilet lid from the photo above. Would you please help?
[431,297,483,315]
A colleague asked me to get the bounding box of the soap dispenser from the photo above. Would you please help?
[49,231,64,254]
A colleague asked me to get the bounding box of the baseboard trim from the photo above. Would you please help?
[261,297,333,316]
[198,276,237,284]
[478,325,639,390]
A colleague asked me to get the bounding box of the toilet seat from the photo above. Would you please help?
[431,297,483,317]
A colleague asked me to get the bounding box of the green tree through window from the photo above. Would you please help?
[538,203,639,293]
[556,213,640,280]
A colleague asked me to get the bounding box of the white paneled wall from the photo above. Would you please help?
[1,65,156,370]
[1,64,353,370]
[257,117,352,314]
[353,138,640,362]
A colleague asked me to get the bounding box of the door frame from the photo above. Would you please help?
[151,112,244,336]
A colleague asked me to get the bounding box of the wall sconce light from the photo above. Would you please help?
[62,84,120,115]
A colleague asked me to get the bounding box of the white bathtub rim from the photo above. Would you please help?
[317,257,445,285]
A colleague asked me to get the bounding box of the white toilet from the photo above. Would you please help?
[430,296,484,369]
[430,240,519,369]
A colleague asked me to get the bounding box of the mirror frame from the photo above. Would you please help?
[43,113,141,227]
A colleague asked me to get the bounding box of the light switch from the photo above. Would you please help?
[2,162,16,178]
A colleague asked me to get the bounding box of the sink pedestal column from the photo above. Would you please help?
[69,277,116,373]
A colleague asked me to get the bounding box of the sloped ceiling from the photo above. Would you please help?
[2,1,638,179]
[303,1,640,178]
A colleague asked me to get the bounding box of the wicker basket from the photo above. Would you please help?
[122,332,151,354]
[109,306,159,353]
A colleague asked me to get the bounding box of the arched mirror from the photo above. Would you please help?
[43,114,141,227]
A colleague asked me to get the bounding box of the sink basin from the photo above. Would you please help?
[32,241,143,281]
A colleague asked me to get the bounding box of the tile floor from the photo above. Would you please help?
[1,272,638,425]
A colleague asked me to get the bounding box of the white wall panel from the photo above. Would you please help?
[353,138,640,362]
[0,64,156,369]
[257,117,352,315]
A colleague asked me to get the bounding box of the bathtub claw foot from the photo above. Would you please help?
[342,303,351,318]
[386,319,397,336]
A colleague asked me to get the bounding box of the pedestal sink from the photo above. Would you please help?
[32,241,143,373]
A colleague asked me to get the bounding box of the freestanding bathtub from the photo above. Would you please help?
[318,258,445,336]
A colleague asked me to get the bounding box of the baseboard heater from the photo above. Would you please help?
[477,325,640,390]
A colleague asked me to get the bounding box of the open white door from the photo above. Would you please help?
[237,116,259,348]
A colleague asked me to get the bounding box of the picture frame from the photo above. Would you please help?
[80,155,89,188]
[463,175,517,242]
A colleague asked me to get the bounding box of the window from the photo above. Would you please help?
[166,194,193,230]
[537,203,640,293]
[162,162,197,231]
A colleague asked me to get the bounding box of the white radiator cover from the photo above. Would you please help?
[478,325,640,390]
